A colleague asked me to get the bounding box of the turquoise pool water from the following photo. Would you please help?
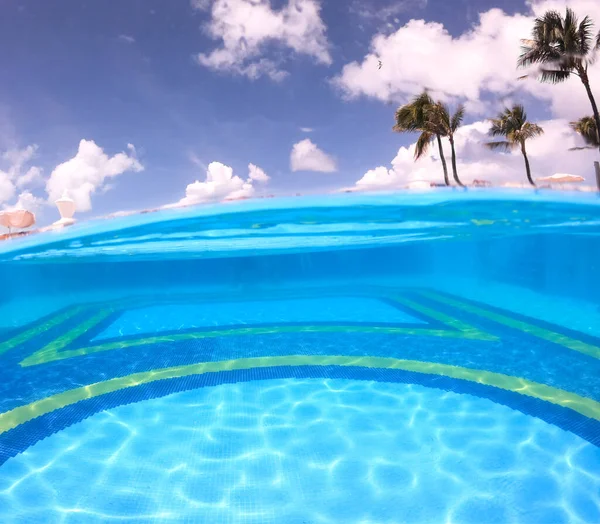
[0,191,599,523]
[92,297,426,341]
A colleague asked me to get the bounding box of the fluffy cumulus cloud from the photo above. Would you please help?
[171,161,269,207]
[193,0,331,81]
[333,0,600,120]
[290,138,337,172]
[46,140,143,212]
[0,144,43,206]
[248,162,270,182]
[353,119,599,190]
[3,190,45,212]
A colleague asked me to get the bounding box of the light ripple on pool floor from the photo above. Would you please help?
[1,379,599,524]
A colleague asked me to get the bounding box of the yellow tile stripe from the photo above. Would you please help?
[20,321,496,367]
[0,306,86,357]
[390,296,489,338]
[21,308,115,366]
[2,356,599,436]
[420,291,600,360]
[18,292,497,367]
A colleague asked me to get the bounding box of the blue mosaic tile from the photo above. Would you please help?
[2,364,599,467]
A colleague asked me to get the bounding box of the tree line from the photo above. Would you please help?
[393,7,600,187]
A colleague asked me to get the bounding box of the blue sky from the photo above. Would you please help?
[0,0,598,224]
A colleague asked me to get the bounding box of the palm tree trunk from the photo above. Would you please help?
[580,70,600,153]
[435,134,450,186]
[521,141,535,186]
[448,136,464,187]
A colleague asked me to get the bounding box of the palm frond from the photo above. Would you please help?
[518,46,543,68]
[536,10,563,44]
[570,116,599,147]
[394,106,419,132]
[393,91,435,132]
[450,105,465,132]
[568,145,596,151]
[564,8,579,51]
[414,92,435,106]
[415,131,434,160]
[518,8,594,81]
[484,141,515,153]
[513,104,526,122]
[578,15,594,55]
[540,9,564,31]
[596,28,600,50]
[486,104,543,147]
[520,122,544,140]
[484,140,517,153]
[428,103,450,134]
[539,67,572,83]
[488,118,506,137]
[518,43,561,68]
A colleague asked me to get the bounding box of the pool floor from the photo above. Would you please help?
[1,286,600,523]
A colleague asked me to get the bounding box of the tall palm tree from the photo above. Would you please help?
[518,8,600,153]
[430,103,466,187]
[393,92,450,186]
[569,116,599,149]
[485,104,544,186]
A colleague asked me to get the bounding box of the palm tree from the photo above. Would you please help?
[569,116,599,149]
[393,92,450,186]
[485,104,544,186]
[430,103,466,187]
[518,8,600,153]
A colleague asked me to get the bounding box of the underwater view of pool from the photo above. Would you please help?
[0,191,599,523]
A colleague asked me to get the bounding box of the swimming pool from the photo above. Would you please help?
[0,191,599,523]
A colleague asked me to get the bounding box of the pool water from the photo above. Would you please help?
[0,191,599,523]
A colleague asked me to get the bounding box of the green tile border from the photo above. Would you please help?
[420,290,600,360]
[0,306,86,357]
[18,292,497,367]
[390,295,489,339]
[2,355,599,436]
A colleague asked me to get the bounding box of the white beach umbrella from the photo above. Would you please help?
[537,174,585,184]
[0,209,36,233]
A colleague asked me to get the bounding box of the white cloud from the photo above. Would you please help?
[355,166,401,190]
[248,162,270,182]
[46,140,143,212]
[0,172,14,204]
[188,152,208,171]
[194,0,331,81]
[16,166,43,188]
[0,144,43,204]
[3,191,45,212]
[332,10,531,109]
[118,34,136,44]
[349,0,427,22]
[170,161,269,207]
[300,127,314,133]
[332,0,600,120]
[2,144,37,169]
[290,138,337,172]
[353,119,600,190]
